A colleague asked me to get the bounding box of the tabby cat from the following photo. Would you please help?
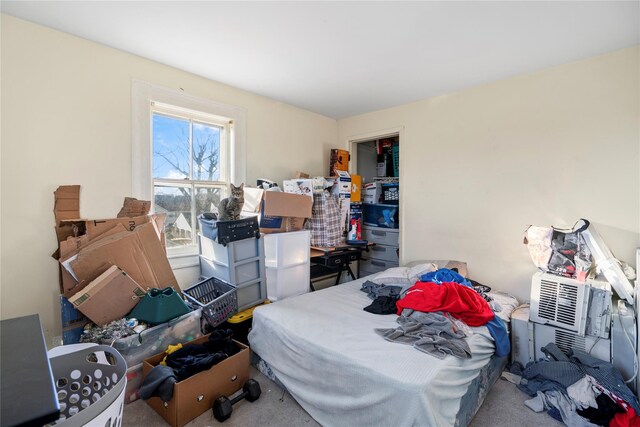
[217,183,244,221]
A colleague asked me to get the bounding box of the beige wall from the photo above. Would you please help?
[2,14,638,345]
[339,46,640,303]
[0,15,337,344]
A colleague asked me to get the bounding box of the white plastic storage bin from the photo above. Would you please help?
[235,278,268,311]
[199,255,265,285]
[199,234,263,266]
[266,264,310,301]
[124,363,143,404]
[264,230,310,268]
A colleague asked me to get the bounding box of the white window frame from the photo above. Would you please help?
[132,80,246,264]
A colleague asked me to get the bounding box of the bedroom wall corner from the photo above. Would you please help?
[337,46,640,303]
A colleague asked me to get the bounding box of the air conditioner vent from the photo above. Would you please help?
[555,329,586,354]
[530,272,595,335]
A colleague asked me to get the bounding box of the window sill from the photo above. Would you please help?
[168,252,199,270]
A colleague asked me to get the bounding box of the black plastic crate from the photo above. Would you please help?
[183,277,238,327]
[198,215,260,246]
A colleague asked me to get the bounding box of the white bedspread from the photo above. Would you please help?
[248,276,499,427]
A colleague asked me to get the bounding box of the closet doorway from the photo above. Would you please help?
[349,128,402,272]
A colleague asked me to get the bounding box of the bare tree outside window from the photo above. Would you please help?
[152,113,227,248]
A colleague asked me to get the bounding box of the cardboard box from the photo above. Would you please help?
[68,265,147,326]
[56,223,130,295]
[350,174,362,203]
[282,178,326,197]
[329,149,350,176]
[52,185,164,293]
[282,179,314,197]
[143,335,250,427]
[363,182,381,204]
[62,222,179,293]
[259,191,313,234]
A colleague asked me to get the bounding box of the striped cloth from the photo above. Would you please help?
[310,192,341,247]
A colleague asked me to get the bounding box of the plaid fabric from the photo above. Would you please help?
[311,192,341,247]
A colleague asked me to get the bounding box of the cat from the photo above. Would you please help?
[216,183,244,221]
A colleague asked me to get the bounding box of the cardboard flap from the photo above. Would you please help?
[58,223,128,260]
[242,187,264,214]
[117,197,151,218]
[85,215,151,240]
[263,192,313,218]
[54,185,81,221]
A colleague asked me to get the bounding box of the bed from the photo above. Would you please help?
[248,266,518,427]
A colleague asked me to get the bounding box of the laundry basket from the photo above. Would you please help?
[46,343,127,427]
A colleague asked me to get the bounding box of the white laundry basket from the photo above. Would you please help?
[46,343,127,427]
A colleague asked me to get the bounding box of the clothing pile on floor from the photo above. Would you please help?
[508,343,640,427]
[139,329,239,401]
[361,267,510,359]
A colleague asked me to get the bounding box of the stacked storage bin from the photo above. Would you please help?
[198,230,267,312]
[360,181,400,275]
[264,230,311,301]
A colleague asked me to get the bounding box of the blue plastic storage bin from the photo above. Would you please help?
[363,203,399,228]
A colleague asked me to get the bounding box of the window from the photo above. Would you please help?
[152,103,229,250]
[132,81,246,260]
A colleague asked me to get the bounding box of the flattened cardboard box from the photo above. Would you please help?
[56,223,129,296]
[68,265,147,326]
[63,222,179,293]
[52,185,165,292]
[143,335,250,427]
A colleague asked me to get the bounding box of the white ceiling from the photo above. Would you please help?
[2,1,639,119]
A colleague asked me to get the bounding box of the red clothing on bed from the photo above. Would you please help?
[396,281,494,326]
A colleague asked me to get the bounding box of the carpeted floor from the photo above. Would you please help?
[123,366,565,427]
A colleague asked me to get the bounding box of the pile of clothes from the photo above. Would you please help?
[139,329,239,401]
[361,267,510,359]
[509,343,640,427]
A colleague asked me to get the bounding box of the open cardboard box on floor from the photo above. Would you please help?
[142,334,250,427]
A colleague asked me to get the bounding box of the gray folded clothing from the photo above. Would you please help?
[375,310,471,359]
[139,365,177,402]
[360,281,402,300]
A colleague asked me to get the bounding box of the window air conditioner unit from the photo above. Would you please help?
[530,271,611,338]
[532,322,611,363]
